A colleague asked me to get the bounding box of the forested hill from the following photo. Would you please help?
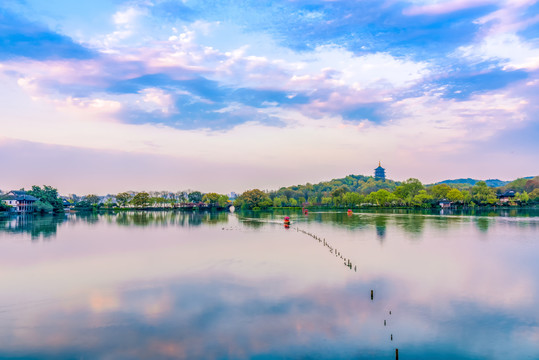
[268,174,539,203]
[436,177,534,188]
[232,174,539,209]
[270,174,398,201]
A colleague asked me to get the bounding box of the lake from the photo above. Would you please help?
[0,209,538,359]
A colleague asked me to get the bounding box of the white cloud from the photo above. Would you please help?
[113,7,143,25]
[456,33,539,70]
[140,88,175,114]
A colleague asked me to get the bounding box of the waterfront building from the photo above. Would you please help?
[498,190,516,203]
[0,190,39,213]
[374,161,386,181]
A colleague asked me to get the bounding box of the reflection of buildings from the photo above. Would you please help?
[2,215,33,231]
[0,214,65,240]
[1,190,39,212]
[374,162,386,181]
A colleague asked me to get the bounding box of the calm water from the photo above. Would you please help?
[0,209,538,359]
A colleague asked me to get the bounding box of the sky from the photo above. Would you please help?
[1,0,538,195]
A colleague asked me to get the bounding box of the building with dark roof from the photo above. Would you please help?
[374,161,386,181]
[0,191,39,213]
[498,190,516,203]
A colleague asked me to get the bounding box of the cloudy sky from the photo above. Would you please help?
[1,0,538,195]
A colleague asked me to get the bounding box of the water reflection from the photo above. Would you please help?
[0,211,231,240]
[0,214,66,240]
[110,211,229,228]
[374,215,387,241]
[237,208,539,235]
[475,217,492,232]
[0,210,538,359]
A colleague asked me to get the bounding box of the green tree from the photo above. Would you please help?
[446,188,464,203]
[217,195,229,207]
[104,198,115,208]
[188,191,203,203]
[330,186,349,198]
[0,201,10,212]
[394,178,424,200]
[528,188,539,203]
[131,192,150,207]
[518,191,529,204]
[463,190,473,204]
[259,198,273,209]
[273,197,282,207]
[33,200,53,213]
[27,185,64,213]
[175,191,187,203]
[412,190,434,207]
[471,181,497,205]
[234,189,271,210]
[502,178,529,193]
[430,184,451,200]
[202,192,221,206]
[116,192,132,207]
[366,189,397,206]
[321,197,332,206]
[342,192,363,207]
[85,194,100,206]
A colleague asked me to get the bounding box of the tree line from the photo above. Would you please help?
[2,175,538,213]
[233,175,539,210]
[73,191,230,211]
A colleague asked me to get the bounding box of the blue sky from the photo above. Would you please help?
[0,0,538,194]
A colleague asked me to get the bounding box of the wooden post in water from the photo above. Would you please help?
[371,290,373,300]
[384,320,386,326]
[396,349,398,360]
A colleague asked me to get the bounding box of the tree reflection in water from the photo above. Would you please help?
[0,214,66,241]
[1,209,536,242]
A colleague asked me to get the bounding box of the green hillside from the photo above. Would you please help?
[436,177,533,188]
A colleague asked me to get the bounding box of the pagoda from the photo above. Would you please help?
[374,161,386,181]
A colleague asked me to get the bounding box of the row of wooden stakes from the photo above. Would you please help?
[295,225,399,359]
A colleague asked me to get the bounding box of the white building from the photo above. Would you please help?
[1,190,39,213]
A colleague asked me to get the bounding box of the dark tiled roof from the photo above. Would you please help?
[498,190,516,198]
[1,191,39,202]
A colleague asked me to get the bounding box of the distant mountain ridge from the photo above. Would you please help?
[435,177,533,187]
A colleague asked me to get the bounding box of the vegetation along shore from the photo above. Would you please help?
[2,174,538,214]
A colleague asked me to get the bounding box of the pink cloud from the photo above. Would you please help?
[403,0,496,16]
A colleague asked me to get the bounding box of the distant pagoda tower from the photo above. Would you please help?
[374,161,386,181]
